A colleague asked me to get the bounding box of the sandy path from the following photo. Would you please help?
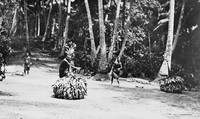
[0,52,200,119]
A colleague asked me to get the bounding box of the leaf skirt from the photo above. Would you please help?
[52,75,87,100]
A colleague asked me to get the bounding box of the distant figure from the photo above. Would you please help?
[23,52,31,75]
[111,58,122,84]
[0,53,6,80]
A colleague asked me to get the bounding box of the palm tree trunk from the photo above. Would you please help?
[60,0,71,56]
[11,5,18,36]
[37,13,40,36]
[148,32,152,60]
[24,0,29,50]
[84,0,97,65]
[108,0,121,63]
[57,0,62,48]
[191,39,197,71]
[98,0,107,71]
[0,17,3,28]
[51,18,56,35]
[122,0,125,28]
[156,0,175,80]
[105,0,111,22]
[42,0,52,42]
[42,0,47,26]
[52,18,57,50]
[172,0,186,53]
[118,0,132,60]
[34,14,37,37]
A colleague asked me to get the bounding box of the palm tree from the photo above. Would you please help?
[10,3,19,36]
[56,0,62,48]
[118,0,133,60]
[108,0,121,63]
[98,0,107,71]
[24,0,29,50]
[60,0,71,56]
[84,0,97,65]
[42,0,52,42]
[172,0,187,53]
[156,0,175,80]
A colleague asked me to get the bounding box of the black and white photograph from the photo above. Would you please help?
[0,0,200,118]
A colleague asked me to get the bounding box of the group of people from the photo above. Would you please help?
[1,39,122,84]
[59,41,122,84]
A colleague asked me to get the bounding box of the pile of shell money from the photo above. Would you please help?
[159,76,184,93]
[52,74,87,100]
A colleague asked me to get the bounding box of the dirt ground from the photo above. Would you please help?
[0,51,200,119]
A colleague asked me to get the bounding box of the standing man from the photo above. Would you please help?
[111,58,122,84]
[23,52,31,75]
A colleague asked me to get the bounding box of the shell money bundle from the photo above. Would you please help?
[52,74,87,100]
[159,76,184,93]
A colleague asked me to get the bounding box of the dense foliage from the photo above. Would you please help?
[0,28,12,61]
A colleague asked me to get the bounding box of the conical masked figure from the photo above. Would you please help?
[53,42,87,99]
